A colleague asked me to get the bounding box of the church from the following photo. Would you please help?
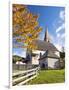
[26,27,60,69]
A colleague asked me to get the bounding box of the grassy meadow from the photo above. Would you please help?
[28,69,65,84]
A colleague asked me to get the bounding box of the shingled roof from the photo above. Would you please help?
[34,40,58,51]
[39,50,60,60]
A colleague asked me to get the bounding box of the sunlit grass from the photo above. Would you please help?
[28,69,65,84]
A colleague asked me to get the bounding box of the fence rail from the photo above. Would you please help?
[13,64,39,71]
[12,66,40,86]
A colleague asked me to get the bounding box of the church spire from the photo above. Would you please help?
[44,27,50,42]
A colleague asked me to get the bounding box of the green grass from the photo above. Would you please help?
[28,69,65,84]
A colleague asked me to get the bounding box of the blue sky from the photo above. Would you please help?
[13,5,65,57]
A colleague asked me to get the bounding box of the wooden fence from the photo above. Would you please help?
[13,64,39,71]
[12,66,40,86]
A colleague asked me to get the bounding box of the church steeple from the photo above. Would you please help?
[44,27,50,42]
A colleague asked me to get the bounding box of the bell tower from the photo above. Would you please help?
[44,27,50,42]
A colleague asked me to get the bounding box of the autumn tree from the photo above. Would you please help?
[13,4,42,50]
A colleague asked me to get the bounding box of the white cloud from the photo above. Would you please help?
[55,10,65,47]
[54,44,62,51]
[59,10,65,21]
[56,10,65,33]
[52,10,65,50]
[56,23,65,33]
[57,33,60,37]
[48,33,55,43]
[61,33,65,38]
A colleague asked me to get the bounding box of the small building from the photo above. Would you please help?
[39,50,60,69]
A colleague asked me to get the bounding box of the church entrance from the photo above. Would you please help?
[41,63,48,69]
[42,63,45,69]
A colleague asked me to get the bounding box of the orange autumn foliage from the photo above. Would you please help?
[13,4,42,50]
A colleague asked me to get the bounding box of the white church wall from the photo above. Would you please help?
[31,50,45,65]
[32,55,39,65]
[32,50,45,55]
[54,51,60,57]
[48,58,59,69]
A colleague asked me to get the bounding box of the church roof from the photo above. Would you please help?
[39,50,60,60]
[34,40,58,51]
[31,53,38,56]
